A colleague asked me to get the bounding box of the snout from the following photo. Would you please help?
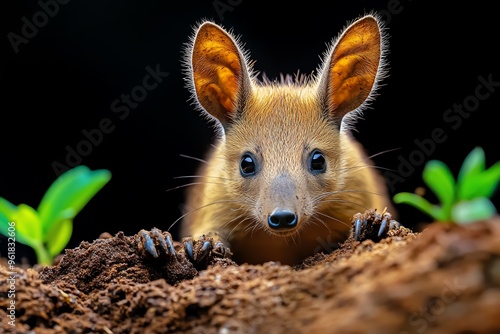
[263,173,301,232]
[268,209,298,230]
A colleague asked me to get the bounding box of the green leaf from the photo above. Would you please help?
[393,192,447,221]
[458,161,500,200]
[0,212,10,238]
[457,146,485,183]
[0,197,17,237]
[0,197,17,218]
[46,219,73,257]
[457,147,488,200]
[37,166,111,237]
[0,199,50,263]
[422,160,455,215]
[452,198,496,224]
[9,204,43,247]
[480,162,500,197]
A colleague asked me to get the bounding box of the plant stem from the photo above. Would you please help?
[32,242,52,266]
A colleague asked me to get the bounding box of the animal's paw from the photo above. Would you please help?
[138,228,233,269]
[182,235,233,269]
[138,227,178,259]
[352,208,401,242]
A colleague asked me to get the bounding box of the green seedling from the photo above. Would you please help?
[393,146,500,224]
[0,166,111,265]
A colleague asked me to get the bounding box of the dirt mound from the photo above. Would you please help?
[2,217,500,333]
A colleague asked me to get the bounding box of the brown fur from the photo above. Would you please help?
[180,14,393,265]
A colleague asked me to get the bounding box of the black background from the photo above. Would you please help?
[2,1,499,264]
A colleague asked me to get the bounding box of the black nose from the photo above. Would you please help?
[268,210,298,230]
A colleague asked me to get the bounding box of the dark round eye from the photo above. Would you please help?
[240,153,257,177]
[309,149,326,174]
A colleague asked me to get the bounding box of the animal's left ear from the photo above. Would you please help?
[317,15,385,127]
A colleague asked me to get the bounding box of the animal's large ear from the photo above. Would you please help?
[317,14,386,128]
[186,21,252,129]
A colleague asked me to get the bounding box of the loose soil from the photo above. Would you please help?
[2,213,500,333]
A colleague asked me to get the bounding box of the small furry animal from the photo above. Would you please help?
[180,13,393,266]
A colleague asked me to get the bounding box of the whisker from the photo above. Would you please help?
[179,151,228,164]
[179,154,207,164]
[244,216,264,238]
[364,147,401,161]
[219,209,247,232]
[309,188,386,206]
[308,215,332,235]
[283,234,299,248]
[167,174,238,192]
[173,175,235,181]
[314,211,351,229]
[341,163,396,174]
[291,231,302,247]
[165,181,225,192]
[337,186,388,199]
[243,219,255,236]
[336,147,401,173]
[167,199,243,232]
[317,198,370,211]
[227,215,254,240]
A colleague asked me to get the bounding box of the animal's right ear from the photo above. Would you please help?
[187,21,251,127]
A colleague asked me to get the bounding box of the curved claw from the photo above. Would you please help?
[351,209,402,242]
[183,239,211,265]
[181,236,233,269]
[139,228,177,259]
[196,241,212,262]
[184,239,194,260]
[141,231,159,258]
[151,228,168,254]
[390,220,401,230]
[354,218,363,241]
[201,240,212,252]
[165,233,176,255]
[213,241,233,259]
[378,217,389,238]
